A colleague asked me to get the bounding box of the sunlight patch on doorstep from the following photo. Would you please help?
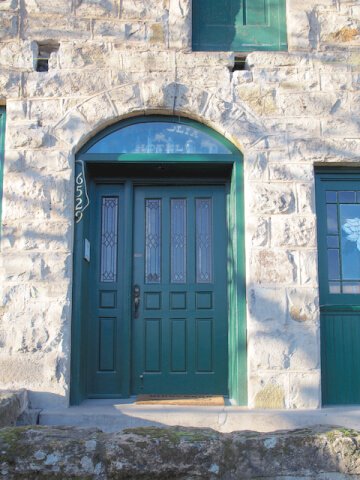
[135,395,225,406]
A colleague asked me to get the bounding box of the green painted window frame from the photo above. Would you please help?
[0,107,5,234]
[192,0,287,52]
[72,115,247,406]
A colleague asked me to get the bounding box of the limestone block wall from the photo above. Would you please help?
[0,0,359,409]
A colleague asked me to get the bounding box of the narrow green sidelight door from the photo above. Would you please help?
[87,183,127,397]
[316,171,360,404]
[131,185,228,394]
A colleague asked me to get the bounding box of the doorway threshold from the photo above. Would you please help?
[39,401,360,434]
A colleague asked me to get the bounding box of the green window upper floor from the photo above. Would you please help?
[192,0,287,52]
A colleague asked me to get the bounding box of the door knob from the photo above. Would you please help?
[133,284,140,318]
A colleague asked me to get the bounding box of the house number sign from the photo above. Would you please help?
[75,160,90,223]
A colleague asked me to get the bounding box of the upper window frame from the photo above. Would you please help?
[192,0,287,52]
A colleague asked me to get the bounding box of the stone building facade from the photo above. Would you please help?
[0,0,359,410]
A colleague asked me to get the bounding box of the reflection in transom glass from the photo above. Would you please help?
[87,122,232,155]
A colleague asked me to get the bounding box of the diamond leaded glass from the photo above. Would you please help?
[196,198,213,283]
[100,197,118,283]
[171,199,187,283]
[145,199,161,283]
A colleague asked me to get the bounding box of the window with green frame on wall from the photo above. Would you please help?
[192,0,287,52]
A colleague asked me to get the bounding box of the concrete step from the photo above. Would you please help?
[38,399,360,433]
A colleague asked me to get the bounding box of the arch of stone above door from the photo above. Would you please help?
[51,81,266,157]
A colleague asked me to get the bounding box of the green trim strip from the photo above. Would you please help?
[0,107,5,238]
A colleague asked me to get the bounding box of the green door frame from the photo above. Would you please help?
[70,115,247,405]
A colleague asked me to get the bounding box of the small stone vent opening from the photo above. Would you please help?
[35,42,60,72]
[232,55,248,72]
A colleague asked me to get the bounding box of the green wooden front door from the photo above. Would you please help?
[316,171,360,404]
[132,185,228,394]
[87,182,228,397]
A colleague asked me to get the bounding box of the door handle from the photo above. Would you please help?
[133,284,140,318]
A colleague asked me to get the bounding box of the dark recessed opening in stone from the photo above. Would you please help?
[35,42,60,72]
[232,55,248,72]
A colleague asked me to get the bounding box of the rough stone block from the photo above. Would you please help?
[235,83,277,117]
[249,183,295,215]
[1,253,42,282]
[320,67,352,91]
[2,173,52,220]
[270,118,321,139]
[108,83,144,117]
[0,0,18,11]
[24,70,111,98]
[176,67,231,98]
[0,12,18,40]
[25,0,71,14]
[245,152,269,181]
[78,94,115,129]
[177,52,233,69]
[0,70,21,99]
[23,15,91,40]
[58,42,110,69]
[28,99,62,123]
[246,52,302,69]
[174,84,209,120]
[247,216,269,247]
[0,390,28,427]
[276,92,338,117]
[250,249,297,285]
[93,20,146,41]
[121,0,163,19]
[6,101,27,122]
[2,221,71,252]
[74,0,119,17]
[141,75,177,113]
[299,250,319,286]
[289,372,321,409]
[287,288,319,324]
[0,40,36,70]
[322,118,360,137]
[287,332,319,375]
[149,23,165,45]
[25,150,71,173]
[271,216,316,248]
[121,51,174,73]
[247,286,287,331]
[249,373,288,409]
[296,183,316,215]
[269,163,313,182]
[248,331,290,370]
[7,124,53,150]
